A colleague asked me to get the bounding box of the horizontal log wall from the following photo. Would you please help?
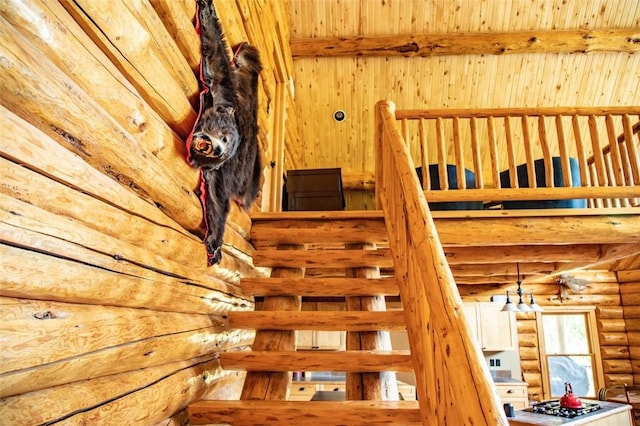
[620,269,640,385]
[0,0,297,424]
[459,270,630,402]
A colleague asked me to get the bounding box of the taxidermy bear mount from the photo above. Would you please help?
[186,0,262,265]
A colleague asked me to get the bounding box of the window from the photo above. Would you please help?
[537,307,604,399]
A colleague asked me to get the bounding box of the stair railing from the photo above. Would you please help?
[374,100,509,425]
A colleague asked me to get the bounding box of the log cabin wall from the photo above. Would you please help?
[458,270,634,403]
[620,267,640,386]
[0,1,297,424]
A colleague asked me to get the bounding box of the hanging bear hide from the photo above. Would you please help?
[186,0,262,265]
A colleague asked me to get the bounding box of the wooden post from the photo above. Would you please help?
[345,243,399,401]
[240,244,304,400]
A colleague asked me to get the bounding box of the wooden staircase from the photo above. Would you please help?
[188,211,423,425]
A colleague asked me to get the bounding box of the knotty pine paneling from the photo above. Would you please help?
[291,54,640,174]
[287,0,640,177]
[289,1,640,37]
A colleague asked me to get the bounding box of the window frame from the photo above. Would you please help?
[536,306,604,400]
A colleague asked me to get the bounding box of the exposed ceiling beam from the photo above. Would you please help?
[291,29,640,58]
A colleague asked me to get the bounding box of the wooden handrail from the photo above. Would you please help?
[375,100,508,425]
[396,106,640,119]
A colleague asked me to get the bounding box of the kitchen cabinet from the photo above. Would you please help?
[289,380,415,401]
[297,329,344,350]
[496,382,529,410]
[397,382,417,401]
[288,382,319,401]
[464,302,517,351]
[297,302,345,350]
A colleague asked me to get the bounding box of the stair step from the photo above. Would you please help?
[250,211,388,249]
[240,277,399,296]
[227,310,406,331]
[188,400,422,425]
[252,248,394,268]
[220,350,413,372]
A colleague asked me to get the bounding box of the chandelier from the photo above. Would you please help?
[501,263,543,312]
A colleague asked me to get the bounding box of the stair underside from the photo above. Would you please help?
[240,277,399,296]
[219,350,414,372]
[188,400,422,425]
[227,310,406,331]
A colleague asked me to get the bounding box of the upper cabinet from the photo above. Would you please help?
[464,302,517,351]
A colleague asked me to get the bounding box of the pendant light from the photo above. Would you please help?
[501,263,543,312]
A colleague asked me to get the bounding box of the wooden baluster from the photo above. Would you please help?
[603,153,620,207]
[555,115,573,188]
[504,116,518,188]
[470,117,484,189]
[571,115,591,188]
[453,117,466,189]
[537,115,554,188]
[588,114,609,190]
[621,114,640,184]
[588,164,602,208]
[621,115,640,206]
[374,101,386,209]
[418,118,431,190]
[605,115,627,207]
[401,118,409,146]
[435,117,449,190]
[487,116,501,189]
[521,115,537,189]
[571,114,594,208]
[605,115,626,185]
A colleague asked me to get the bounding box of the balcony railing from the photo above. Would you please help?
[394,106,640,209]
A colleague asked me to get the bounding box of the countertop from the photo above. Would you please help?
[493,377,527,384]
[507,400,631,425]
[294,373,526,384]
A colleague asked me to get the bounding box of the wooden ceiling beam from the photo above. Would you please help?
[545,243,640,277]
[290,29,640,58]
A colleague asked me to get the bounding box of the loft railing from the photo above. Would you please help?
[374,100,508,425]
[395,106,640,209]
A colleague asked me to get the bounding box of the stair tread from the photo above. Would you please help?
[227,310,406,331]
[188,400,422,425]
[251,210,385,220]
[240,277,399,296]
[250,215,388,248]
[219,350,413,372]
